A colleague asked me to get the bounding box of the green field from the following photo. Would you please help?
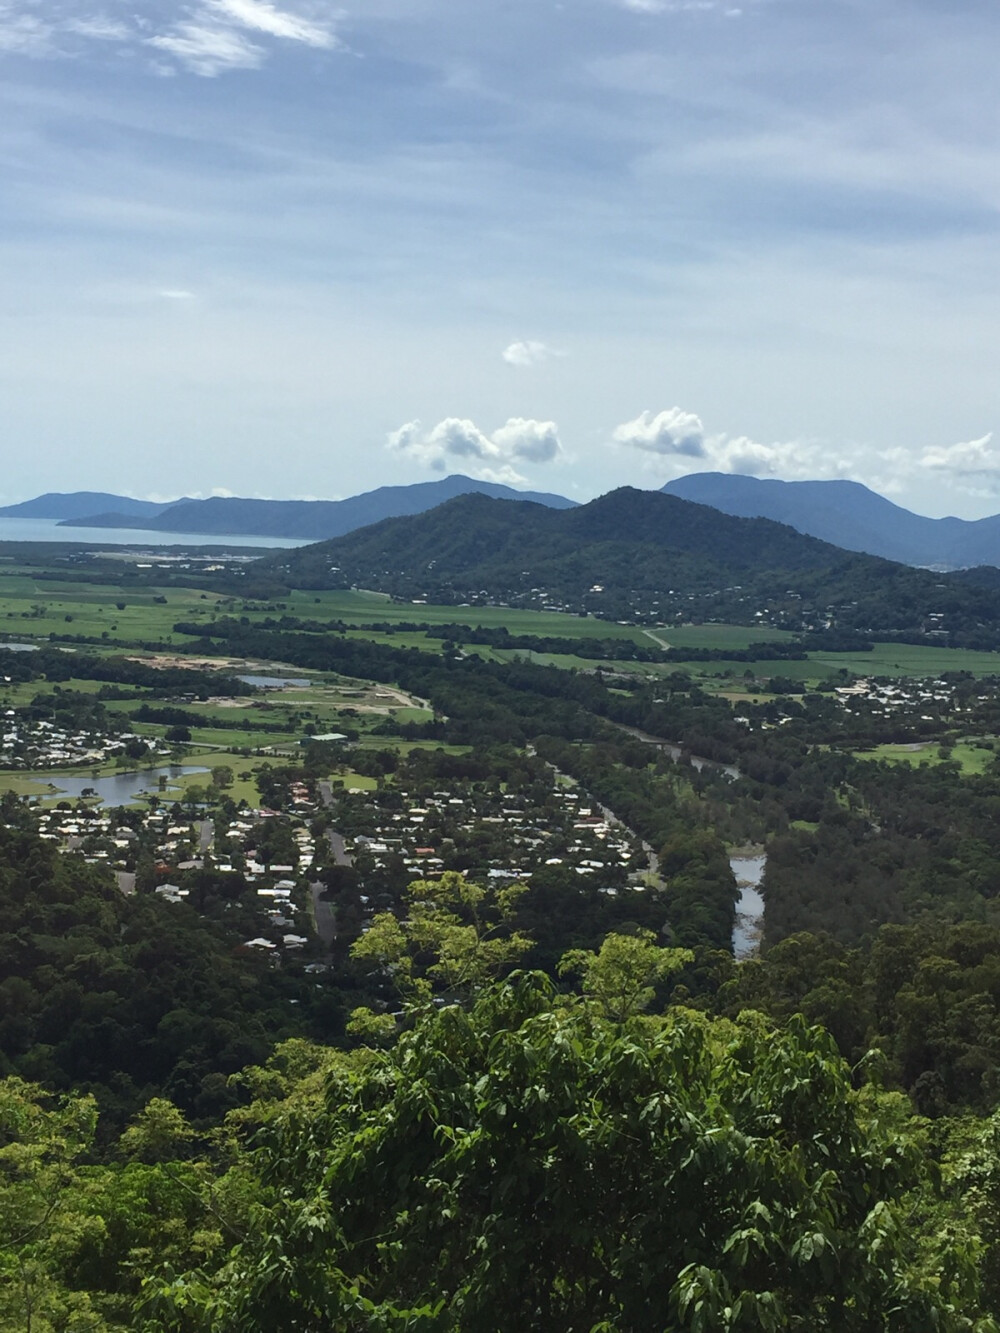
[853,739,998,775]
[280,589,651,640]
[0,572,223,644]
[657,624,794,649]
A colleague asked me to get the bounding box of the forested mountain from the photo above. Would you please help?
[663,471,1000,569]
[59,475,577,538]
[257,486,1000,640]
[0,492,178,521]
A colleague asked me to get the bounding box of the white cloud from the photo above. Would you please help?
[612,406,832,478]
[612,407,707,458]
[919,433,999,477]
[0,0,339,75]
[207,0,335,48]
[147,22,264,76]
[158,289,197,300]
[388,415,563,481]
[617,0,742,12]
[493,417,562,463]
[0,12,51,54]
[65,16,130,41]
[502,339,564,368]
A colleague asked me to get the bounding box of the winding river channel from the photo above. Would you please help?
[730,852,766,959]
[612,724,766,956]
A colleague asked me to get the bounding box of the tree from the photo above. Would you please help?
[559,929,693,1020]
[349,870,532,1018]
[141,975,990,1332]
[0,1077,110,1332]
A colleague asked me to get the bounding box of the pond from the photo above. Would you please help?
[1,642,40,652]
[237,674,311,689]
[36,765,209,805]
[731,852,766,959]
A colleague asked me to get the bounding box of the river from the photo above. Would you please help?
[615,724,742,780]
[731,852,766,959]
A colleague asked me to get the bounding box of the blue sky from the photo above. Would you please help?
[1,0,998,516]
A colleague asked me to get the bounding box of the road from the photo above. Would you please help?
[310,881,337,951]
[641,628,672,650]
[310,783,352,952]
[197,819,214,852]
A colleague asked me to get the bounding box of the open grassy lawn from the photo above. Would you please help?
[0,574,222,644]
[327,771,378,791]
[167,751,262,805]
[275,589,651,642]
[810,643,1000,678]
[659,624,794,649]
[853,739,998,774]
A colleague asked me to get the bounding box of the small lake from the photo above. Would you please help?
[36,765,209,805]
[731,852,766,959]
[0,642,40,652]
[237,674,311,689]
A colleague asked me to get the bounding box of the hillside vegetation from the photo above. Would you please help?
[259,488,1000,642]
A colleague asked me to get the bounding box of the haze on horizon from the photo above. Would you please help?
[0,0,997,520]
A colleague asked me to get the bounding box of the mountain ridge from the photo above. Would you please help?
[255,486,1000,642]
[662,473,1000,568]
[0,492,179,521]
[49,475,577,539]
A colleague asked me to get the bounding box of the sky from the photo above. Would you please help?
[0,0,998,517]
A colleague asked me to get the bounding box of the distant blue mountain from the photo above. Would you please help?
[662,473,1000,569]
[61,475,577,540]
[0,492,178,521]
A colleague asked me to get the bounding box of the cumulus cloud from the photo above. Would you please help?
[501,340,565,368]
[612,406,830,478]
[0,0,339,75]
[387,416,563,482]
[493,417,561,463]
[919,433,999,477]
[612,408,707,458]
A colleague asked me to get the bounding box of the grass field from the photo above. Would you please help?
[853,739,998,774]
[0,572,223,644]
[278,589,652,641]
[658,624,794,649]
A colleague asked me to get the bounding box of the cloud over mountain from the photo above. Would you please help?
[388,416,563,484]
[919,433,999,479]
[612,407,813,476]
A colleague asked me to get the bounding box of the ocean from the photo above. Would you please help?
[0,518,308,549]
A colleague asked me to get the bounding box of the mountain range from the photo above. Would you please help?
[6,473,1000,571]
[0,477,576,540]
[256,487,1000,642]
[0,492,180,522]
[662,473,1000,569]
